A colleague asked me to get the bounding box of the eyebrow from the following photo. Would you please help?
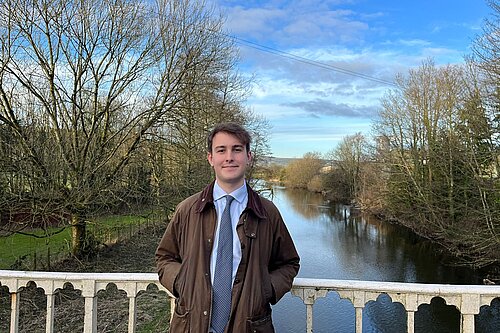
[214,144,244,149]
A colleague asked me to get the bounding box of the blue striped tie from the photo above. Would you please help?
[211,195,235,333]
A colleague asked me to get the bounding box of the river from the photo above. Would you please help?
[267,186,498,333]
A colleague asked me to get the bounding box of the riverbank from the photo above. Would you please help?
[271,181,498,283]
[348,205,500,284]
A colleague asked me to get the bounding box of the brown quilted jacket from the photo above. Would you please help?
[156,181,300,333]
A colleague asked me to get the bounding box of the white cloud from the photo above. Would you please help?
[396,39,432,47]
[223,6,286,37]
[282,99,379,118]
[211,0,488,157]
[222,2,372,47]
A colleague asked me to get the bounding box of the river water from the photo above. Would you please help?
[267,187,499,333]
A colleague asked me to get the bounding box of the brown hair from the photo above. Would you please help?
[207,122,251,152]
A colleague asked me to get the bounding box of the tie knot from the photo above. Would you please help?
[225,195,235,205]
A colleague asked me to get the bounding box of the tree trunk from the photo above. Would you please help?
[71,214,86,258]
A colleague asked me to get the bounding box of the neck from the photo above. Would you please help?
[216,179,245,194]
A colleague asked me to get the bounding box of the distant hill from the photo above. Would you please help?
[261,156,331,167]
[262,156,299,166]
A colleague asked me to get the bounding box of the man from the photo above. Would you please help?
[156,122,300,333]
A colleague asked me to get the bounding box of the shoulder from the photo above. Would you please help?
[252,191,282,221]
[173,191,203,216]
[259,195,279,212]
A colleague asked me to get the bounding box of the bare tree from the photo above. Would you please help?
[326,133,369,203]
[0,0,242,257]
[156,31,255,198]
[472,0,500,87]
[284,152,324,189]
[374,58,499,268]
[471,0,500,176]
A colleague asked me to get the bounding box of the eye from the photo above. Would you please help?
[234,147,243,152]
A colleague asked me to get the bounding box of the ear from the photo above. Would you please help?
[207,152,214,166]
[247,151,253,164]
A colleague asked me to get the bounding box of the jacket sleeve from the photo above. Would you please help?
[155,208,183,297]
[268,206,300,304]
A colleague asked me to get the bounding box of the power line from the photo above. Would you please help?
[222,32,397,87]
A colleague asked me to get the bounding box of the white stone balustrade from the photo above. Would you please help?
[1,270,499,333]
[292,278,500,333]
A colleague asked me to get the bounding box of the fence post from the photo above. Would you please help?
[47,247,51,271]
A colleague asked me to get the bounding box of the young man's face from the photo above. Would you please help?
[207,131,252,191]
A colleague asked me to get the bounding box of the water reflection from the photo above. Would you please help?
[269,187,499,332]
[276,186,477,284]
[415,297,460,333]
[280,187,330,220]
[363,294,407,333]
[476,299,500,333]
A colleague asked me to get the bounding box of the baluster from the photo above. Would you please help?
[406,311,415,333]
[291,287,328,333]
[354,307,363,333]
[460,294,480,333]
[303,291,314,333]
[10,291,19,333]
[38,280,56,333]
[405,293,418,333]
[45,291,55,333]
[128,296,137,333]
[305,302,313,333]
[121,282,139,333]
[82,280,97,333]
[84,296,97,333]
[461,314,475,333]
[352,291,366,333]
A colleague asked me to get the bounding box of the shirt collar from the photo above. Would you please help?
[213,180,248,204]
[196,180,265,219]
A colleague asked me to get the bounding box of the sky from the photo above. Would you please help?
[209,0,494,158]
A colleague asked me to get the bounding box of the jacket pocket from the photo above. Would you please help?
[262,268,273,304]
[170,298,190,332]
[247,314,274,333]
[174,263,188,297]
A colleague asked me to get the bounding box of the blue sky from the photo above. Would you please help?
[211,0,493,158]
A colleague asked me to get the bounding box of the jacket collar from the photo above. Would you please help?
[195,180,266,219]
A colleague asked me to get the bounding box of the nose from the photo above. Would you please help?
[224,151,234,161]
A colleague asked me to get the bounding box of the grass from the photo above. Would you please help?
[93,214,148,228]
[0,214,153,270]
[136,297,171,333]
[0,227,72,269]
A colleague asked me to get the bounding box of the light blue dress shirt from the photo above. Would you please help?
[210,181,248,286]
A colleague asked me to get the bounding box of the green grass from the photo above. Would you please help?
[136,297,171,333]
[0,214,152,270]
[93,214,147,227]
[0,227,72,269]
